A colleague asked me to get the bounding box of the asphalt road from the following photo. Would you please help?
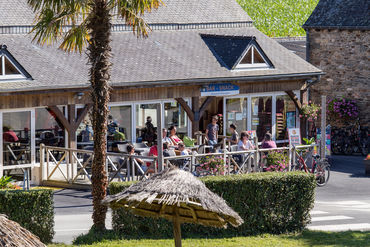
[308,155,370,231]
[53,155,370,244]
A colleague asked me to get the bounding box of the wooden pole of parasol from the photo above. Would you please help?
[173,207,182,247]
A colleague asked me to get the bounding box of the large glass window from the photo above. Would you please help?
[225,98,247,136]
[76,109,93,149]
[107,105,132,151]
[136,104,158,144]
[251,96,272,141]
[2,111,31,166]
[276,95,296,141]
[164,102,188,138]
[35,107,65,161]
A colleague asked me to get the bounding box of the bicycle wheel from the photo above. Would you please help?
[314,162,330,187]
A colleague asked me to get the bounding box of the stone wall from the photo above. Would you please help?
[307,29,370,127]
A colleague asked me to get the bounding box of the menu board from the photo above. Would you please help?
[288,128,301,146]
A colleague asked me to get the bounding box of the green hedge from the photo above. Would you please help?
[109,172,316,238]
[0,189,54,243]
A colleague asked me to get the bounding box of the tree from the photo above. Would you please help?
[28,0,161,230]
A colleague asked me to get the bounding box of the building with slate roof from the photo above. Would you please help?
[0,0,322,183]
[303,0,370,127]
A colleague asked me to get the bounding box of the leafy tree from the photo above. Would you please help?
[28,0,161,230]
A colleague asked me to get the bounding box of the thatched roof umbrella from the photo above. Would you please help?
[0,214,46,247]
[103,167,243,247]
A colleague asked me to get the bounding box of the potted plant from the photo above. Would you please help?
[300,101,320,122]
[327,98,359,126]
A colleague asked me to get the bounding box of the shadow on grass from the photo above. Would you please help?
[284,230,370,247]
[74,228,370,246]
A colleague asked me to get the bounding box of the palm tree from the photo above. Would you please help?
[27,0,162,230]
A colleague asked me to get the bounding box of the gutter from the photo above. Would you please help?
[0,72,324,96]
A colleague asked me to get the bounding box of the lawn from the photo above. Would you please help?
[50,230,370,247]
[236,0,319,37]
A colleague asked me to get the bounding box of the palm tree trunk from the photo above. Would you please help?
[87,0,112,230]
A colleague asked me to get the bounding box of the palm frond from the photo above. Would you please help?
[28,0,90,52]
[110,0,163,37]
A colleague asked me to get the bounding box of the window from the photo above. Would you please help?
[225,98,247,136]
[136,104,158,144]
[236,46,270,69]
[164,102,188,138]
[0,55,28,80]
[276,95,296,141]
[35,107,66,162]
[251,96,272,142]
[107,105,132,151]
[2,111,31,166]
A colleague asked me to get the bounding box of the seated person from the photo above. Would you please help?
[3,126,19,142]
[261,132,277,149]
[127,144,146,173]
[228,123,239,145]
[237,131,254,151]
[169,126,183,146]
[162,128,175,148]
[178,143,189,156]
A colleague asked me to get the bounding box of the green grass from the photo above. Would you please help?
[49,230,370,247]
[237,0,319,37]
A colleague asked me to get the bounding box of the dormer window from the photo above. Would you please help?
[201,34,273,71]
[0,44,31,82]
[235,45,270,69]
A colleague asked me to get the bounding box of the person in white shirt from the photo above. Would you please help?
[162,128,175,148]
[178,143,189,156]
[237,131,254,151]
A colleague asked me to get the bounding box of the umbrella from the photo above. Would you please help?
[103,167,244,247]
[0,214,46,247]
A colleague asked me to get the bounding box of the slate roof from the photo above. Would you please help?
[0,27,322,93]
[0,0,322,94]
[0,0,252,27]
[201,35,254,69]
[303,0,370,30]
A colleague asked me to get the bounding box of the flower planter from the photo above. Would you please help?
[365,159,370,176]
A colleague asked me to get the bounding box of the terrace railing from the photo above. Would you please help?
[39,144,157,185]
[39,143,317,187]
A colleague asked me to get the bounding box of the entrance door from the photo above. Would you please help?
[1,110,34,169]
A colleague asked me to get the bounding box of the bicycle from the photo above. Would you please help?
[292,149,330,187]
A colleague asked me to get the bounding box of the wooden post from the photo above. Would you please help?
[321,95,327,159]
[173,207,182,247]
[254,137,258,172]
[157,104,164,172]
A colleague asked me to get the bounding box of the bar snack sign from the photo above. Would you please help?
[200,83,239,96]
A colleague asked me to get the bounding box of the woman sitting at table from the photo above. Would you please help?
[169,126,183,147]
[127,144,146,173]
[237,131,254,151]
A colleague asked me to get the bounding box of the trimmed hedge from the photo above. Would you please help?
[0,189,54,243]
[109,172,316,238]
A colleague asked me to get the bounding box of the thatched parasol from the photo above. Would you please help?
[0,214,46,247]
[103,167,244,247]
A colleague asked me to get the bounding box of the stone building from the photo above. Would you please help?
[303,0,370,126]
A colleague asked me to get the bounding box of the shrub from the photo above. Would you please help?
[265,151,289,172]
[109,172,315,238]
[0,189,54,243]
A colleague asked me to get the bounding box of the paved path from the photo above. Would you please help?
[308,155,370,231]
[53,155,370,244]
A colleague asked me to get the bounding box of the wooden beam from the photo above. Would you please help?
[175,98,194,122]
[75,104,92,129]
[285,90,302,113]
[199,96,215,119]
[48,106,72,131]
